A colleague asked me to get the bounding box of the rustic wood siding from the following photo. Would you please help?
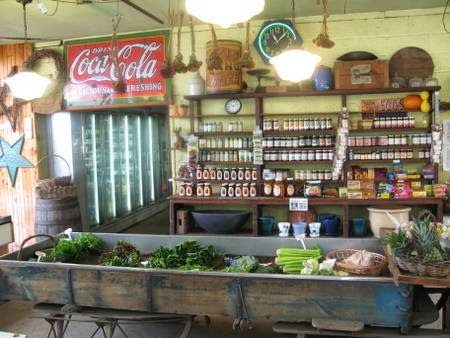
[0,43,37,249]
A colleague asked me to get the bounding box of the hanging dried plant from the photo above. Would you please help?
[313,0,335,48]
[206,24,223,71]
[187,15,203,72]
[239,21,256,69]
[161,6,176,79]
[173,10,188,73]
[0,67,25,132]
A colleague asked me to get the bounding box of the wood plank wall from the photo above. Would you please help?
[0,44,37,250]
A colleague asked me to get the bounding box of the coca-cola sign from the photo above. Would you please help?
[64,31,168,108]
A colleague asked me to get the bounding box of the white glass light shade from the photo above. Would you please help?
[270,49,321,83]
[186,0,265,28]
[5,72,51,101]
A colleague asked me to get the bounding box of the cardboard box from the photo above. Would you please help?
[334,60,389,90]
[347,180,375,191]
[0,216,13,247]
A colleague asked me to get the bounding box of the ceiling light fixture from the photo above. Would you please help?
[5,72,51,101]
[185,0,265,28]
[270,0,321,83]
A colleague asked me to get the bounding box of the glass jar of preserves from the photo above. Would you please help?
[267,137,274,148]
[220,183,228,197]
[235,183,242,198]
[178,183,186,196]
[264,180,273,196]
[186,183,193,197]
[228,183,235,197]
[250,183,257,197]
[286,178,295,197]
[273,178,285,197]
[237,168,245,180]
[216,168,223,180]
[196,167,203,180]
[209,168,216,180]
[230,168,237,180]
[204,183,212,197]
[308,151,315,161]
[223,169,230,180]
[196,183,204,197]
[202,168,210,180]
[242,183,250,197]
[251,168,258,181]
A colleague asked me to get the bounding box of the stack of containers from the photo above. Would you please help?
[332,108,349,180]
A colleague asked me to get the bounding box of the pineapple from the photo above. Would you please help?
[410,216,443,264]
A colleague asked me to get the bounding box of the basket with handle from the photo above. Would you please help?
[326,249,387,276]
[34,155,81,236]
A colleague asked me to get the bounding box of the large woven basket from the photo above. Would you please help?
[326,249,387,276]
[395,256,450,278]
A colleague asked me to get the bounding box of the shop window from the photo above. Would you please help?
[73,111,170,228]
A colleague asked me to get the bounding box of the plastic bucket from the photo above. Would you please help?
[367,206,411,238]
[258,216,275,236]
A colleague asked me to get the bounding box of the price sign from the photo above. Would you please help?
[289,198,308,211]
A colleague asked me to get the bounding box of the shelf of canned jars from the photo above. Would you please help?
[173,86,442,236]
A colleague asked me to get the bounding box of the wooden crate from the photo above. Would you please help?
[334,60,389,90]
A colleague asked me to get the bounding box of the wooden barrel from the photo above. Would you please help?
[35,197,82,236]
[206,40,242,94]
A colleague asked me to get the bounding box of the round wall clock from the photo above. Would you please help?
[254,19,303,64]
[225,98,242,115]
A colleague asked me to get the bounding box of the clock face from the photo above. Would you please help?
[225,98,242,115]
[254,20,303,64]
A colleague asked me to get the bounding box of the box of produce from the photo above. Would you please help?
[334,60,389,90]
[347,180,374,191]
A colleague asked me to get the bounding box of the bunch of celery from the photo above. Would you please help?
[275,247,322,274]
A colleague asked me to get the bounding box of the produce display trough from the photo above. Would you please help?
[0,233,436,333]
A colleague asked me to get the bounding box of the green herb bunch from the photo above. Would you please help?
[147,241,216,270]
[45,233,103,263]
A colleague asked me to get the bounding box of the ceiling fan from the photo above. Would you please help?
[0,0,164,42]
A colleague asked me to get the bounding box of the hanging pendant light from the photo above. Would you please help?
[270,0,321,83]
[5,72,51,101]
[185,0,265,28]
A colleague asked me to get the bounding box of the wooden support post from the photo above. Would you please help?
[342,205,349,237]
[252,203,259,236]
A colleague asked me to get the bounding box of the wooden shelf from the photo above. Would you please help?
[184,86,441,101]
[264,130,335,136]
[348,145,431,151]
[349,127,430,133]
[263,112,341,117]
[265,160,332,165]
[264,147,334,151]
[199,161,255,166]
[346,159,429,165]
[194,131,253,137]
[194,114,255,118]
[200,147,253,151]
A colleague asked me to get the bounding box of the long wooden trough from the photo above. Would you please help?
[0,234,433,333]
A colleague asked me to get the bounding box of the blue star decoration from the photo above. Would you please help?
[0,135,34,186]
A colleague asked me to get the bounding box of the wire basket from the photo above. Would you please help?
[326,249,387,276]
[395,256,450,278]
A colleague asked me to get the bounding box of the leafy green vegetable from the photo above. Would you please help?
[44,233,104,263]
[98,240,142,267]
[147,241,216,270]
[223,256,258,273]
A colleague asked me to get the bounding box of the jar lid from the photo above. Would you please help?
[243,183,249,186]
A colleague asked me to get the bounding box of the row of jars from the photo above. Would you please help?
[220,183,258,198]
[264,150,334,162]
[348,149,430,160]
[373,117,415,129]
[199,150,253,163]
[199,137,253,149]
[263,135,335,148]
[263,178,296,198]
[294,170,333,181]
[198,121,244,133]
[263,118,333,131]
[347,134,431,147]
[196,167,258,181]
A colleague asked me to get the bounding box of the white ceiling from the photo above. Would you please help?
[0,0,447,43]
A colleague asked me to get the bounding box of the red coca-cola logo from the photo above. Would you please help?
[65,34,166,106]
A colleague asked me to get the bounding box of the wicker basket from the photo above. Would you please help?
[326,249,387,276]
[35,155,75,199]
[395,256,450,278]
